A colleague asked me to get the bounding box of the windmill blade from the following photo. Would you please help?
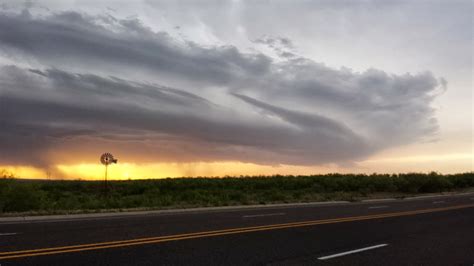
[100,153,118,165]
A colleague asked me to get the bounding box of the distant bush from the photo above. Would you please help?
[0,172,472,214]
[0,169,15,179]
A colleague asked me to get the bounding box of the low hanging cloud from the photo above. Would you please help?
[0,10,444,169]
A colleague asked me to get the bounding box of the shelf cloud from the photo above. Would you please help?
[0,10,444,169]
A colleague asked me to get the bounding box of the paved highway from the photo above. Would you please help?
[1,193,473,265]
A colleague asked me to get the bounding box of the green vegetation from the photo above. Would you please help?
[0,172,473,215]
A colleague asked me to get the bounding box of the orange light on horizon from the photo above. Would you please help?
[1,162,338,180]
[1,152,472,180]
[0,166,47,179]
[55,162,337,180]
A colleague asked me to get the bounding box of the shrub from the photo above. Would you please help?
[0,172,472,214]
[2,182,44,213]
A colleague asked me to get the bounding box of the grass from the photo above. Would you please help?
[0,172,473,215]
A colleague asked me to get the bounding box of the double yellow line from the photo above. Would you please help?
[1,203,473,260]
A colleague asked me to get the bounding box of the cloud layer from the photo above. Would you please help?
[0,10,443,169]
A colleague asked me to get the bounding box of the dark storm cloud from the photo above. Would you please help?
[237,62,442,148]
[0,10,444,168]
[0,66,373,166]
[0,10,271,87]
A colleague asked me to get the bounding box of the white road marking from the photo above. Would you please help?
[361,198,396,202]
[318,244,389,260]
[242,212,285,218]
[433,201,445,204]
[368,205,388,209]
[0,233,18,236]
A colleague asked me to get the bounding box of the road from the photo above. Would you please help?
[1,193,473,265]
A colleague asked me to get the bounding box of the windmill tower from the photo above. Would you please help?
[100,153,118,194]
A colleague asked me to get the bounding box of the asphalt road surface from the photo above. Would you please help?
[1,193,473,265]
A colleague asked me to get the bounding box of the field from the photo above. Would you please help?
[0,172,473,215]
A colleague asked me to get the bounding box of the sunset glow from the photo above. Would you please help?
[2,151,472,180]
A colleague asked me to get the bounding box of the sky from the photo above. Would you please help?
[0,0,472,179]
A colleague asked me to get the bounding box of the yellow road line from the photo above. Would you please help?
[1,203,473,260]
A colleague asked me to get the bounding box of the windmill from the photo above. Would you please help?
[100,153,118,193]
